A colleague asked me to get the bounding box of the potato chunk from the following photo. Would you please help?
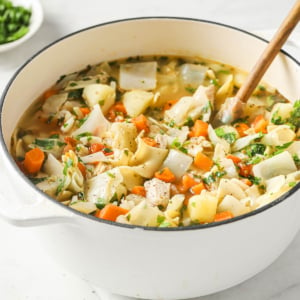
[83,83,115,114]
[188,191,218,223]
[122,90,154,117]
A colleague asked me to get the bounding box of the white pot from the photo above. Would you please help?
[0,18,299,300]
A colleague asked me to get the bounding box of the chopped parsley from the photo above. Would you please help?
[203,174,215,185]
[75,132,92,140]
[248,176,261,185]
[106,171,116,178]
[157,215,166,225]
[63,158,74,176]
[289,100,300,129]
[109,192,119,203]
[271,110,284,125]
[168,119,175,128]
[231,117,249,125]
[217,69,230,74]
[56,177,66,195]
[185,86,196,94]
[293,154,300,166]
[215,171,227,178]
[215,128,237,144]
[245,143,266,157]
[159,221,171,228]
[271,100,300,129]
[77,116,88,126]
[29,177,47,185]
[210,79,219,87]
[247,156,262,165]
[103,147,113,155]
[170,138,188,154]
[49,133,59,139]
[184,116,194,127]
[68,88,83,99]
[33,138,66,150]
[95,198,106,209]
[273,141,293,156]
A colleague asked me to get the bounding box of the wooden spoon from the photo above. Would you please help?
[214,0,300,126]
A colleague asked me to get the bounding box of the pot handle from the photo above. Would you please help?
[0,157,76,227]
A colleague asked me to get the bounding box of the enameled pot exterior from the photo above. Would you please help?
[0,18,300,299]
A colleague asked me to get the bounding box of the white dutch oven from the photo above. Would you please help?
[0,18,300,300]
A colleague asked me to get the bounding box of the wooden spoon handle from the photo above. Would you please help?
[236,0,300,103]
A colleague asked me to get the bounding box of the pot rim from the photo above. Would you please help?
[0,16,299,231]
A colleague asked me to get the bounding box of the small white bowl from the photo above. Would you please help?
[0,0,43,53]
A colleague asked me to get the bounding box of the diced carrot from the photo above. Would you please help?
[97,204,129,222]
[163,100,178,110]
[43,88,57,100]
[79,107,91,116]
[240,178,253,186]
[214,211,234,222]
[23,148,45,174]
[154,167,176,183]
[142,137,158,147]
[226,154,242,164]
[63,136,76,153]
[112,102,127,114]
[189,120,208,137]
[63,143,74,154]
[132,114,149,132]
[94,209,102,218]
[191,182,206,195]
[194,152,213,172]
[178,174,199,193]
[107,103,127,122]
[64,136,77,147]
[78,162,86,177]
[89,143,105,153]
[131,186,146,197]
[234,123,249,137]
[238,163,253,177]
[252,114,268,133]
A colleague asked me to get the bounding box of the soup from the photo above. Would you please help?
[11,55,300,227]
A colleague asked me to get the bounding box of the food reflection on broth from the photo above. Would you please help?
[11,55,300,227]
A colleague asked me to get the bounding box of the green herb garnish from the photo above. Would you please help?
[68,89,83,99]
[0,0,31,45]
[95,198,106,209]
[215,128,237,144]
[185,86,196,94]
[184,116,194,127]
[29,177,47,185]
[245,143,266,157]
[271,110,284,125]
[170,138,188,154]
[106,172,116,178]
[273,141,293,156]
[75,132,92,140]
[293,154,300,166]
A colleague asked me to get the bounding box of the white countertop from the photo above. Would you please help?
[0,0,300,299]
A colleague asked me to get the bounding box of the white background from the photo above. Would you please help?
[0,0,300,299]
